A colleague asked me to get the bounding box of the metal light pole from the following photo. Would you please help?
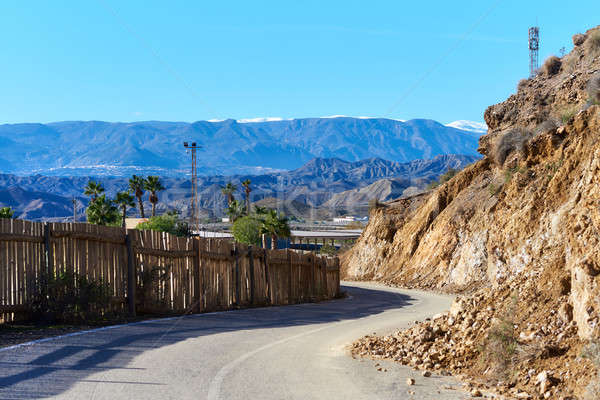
[72,198,77,223]
[183,142,202,232]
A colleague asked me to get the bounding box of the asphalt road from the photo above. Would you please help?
[0,282,467,400]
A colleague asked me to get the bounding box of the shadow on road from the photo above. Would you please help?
[0,284,414,399]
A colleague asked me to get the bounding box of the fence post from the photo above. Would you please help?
[234,245,240,306]
[335,257,340,297]
[264,248,271,304]
[287,249,292,304]
[310,253,316,300]
[248,246,255,305]
[194,238,201,313]
[125,231,136,317]
[43,222,53,277]
[321,256,328,299]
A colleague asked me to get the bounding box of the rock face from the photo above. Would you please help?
[344,25,600,398]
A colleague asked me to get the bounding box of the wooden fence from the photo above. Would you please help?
[0,220,340,323]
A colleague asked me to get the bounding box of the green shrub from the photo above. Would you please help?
[137,265,172,312]
[319,244,337,256]
[231,216,261,246]
[542,56,562,76]
[136,214,190,237]
[31,272,111,324]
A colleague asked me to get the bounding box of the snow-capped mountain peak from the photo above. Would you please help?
[446,120,488,133]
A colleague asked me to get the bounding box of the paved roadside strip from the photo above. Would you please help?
[0,282,466,400]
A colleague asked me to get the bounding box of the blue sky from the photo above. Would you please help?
[1,1,598,124]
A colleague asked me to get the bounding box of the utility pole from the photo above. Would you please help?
[183,142,202,232]
[72,198,77,223]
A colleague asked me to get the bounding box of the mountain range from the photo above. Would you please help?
[0,154,479,221]
[0,117,483,176]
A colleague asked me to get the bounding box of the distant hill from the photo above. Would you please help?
[0,117,481,176]
[0,154,479,221]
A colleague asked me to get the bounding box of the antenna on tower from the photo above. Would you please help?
[529,26,540,78]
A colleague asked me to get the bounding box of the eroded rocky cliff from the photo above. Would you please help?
[344,25,600,398]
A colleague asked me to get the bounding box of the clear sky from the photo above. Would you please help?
[1,1,598,124]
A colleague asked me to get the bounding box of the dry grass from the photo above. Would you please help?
[573,33,586,46]
[587,73,600,105]
[492,128,532,166]
[542,56,562,76]
[368,198,384,212]
[563,54,579,74]
[535,118,559,135]
[586,30,600,55]
[517,79,528,92]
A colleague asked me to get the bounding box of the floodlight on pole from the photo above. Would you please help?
[183,141,202,232]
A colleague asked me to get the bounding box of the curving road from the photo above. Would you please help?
[0,282,466,400]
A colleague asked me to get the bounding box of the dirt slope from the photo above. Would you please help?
[344,25,600,399]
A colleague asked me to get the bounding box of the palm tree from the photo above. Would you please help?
[128,175,146,218]
[84,180,105,201]
[144,176,165,217]
[0,207,14,219]
[226,199,246,223]
[259,209,291,250]
[220,182,237,206]
[115,191,135,228]
[254,206,268,215]
[86,194,119,226]
[241,179,252,215]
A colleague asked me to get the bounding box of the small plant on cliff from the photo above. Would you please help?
[503,166,527,184]
[582,341,600,400]
[517,79,528,92]
[559,104,579,124]
[478,294,519,381]
[427,168,459,190]
[488,183,501,197]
